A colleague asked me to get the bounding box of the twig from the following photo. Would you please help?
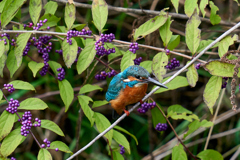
[230,147,240,160]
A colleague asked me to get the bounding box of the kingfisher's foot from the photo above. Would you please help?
[139,100,144,104]
[124,109,130,116]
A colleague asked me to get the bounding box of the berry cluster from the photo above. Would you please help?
[55,49,63,55]
[20,112,41,137]
[129,42,139,54]
[22,41,31,56]
[195,63,201,69]
[119,145,125,155]
[94,33,116,56]
[134,57,142,65]
[6,98,19,114]
[165,58,180,70]
[41,138,51,148]
[155,123,168,131]
[3,84,15,93]
[74,47,82,62]
[95,70,117,80]
[66,29,92,45]
[57,68,65,81]
[137,102,156,114]
[222,77,228,89]
[32,19,48,30]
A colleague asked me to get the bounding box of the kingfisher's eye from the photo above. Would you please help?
[135,75,140,79]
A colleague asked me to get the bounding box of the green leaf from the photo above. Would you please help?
[113,151,124,160]
[29,0,42,25]
[113,130,130,154]
[172,144,187,160]
[65,3,76,30]
[92,0,108,32]
[186,63,198,87]
[184,0,199,17]
[0,0,7,13]
[168,35,180,51]
[139,61,152,74]
[184,120,213,139]
[94,112,113,145]
[151,105,166,130]
[200,0,208,18]
[59,79,74,112]
[0,100,6,105]
[78,95,94,126]
[19,98,48,110]
[154,76,189,94]
[114,126,138,145]
[37,148,52,160]
[40,120,64,136]
[9,80,35,91]
[218,35,238,58]
[71,24,86,30]
[14,32,32,67]
[28,61,44,77]
[209,1,221,25]
[151,52,168,82]
[77,41,96,74]
[0,90,2,100]
[134,10,168,40]
[79,84,103,94]
[0,42,8,77]
[197,149,223,160]
[48,141,72,154]
[1,0,26,28]
[44,1,58,15]
[39,14,61,30]
[0,41,5,59]
[6,50,19,78]
[0,111,15,141]
[48,60,62,76]
[159,16,172,47]
[120,51,136,72]
[0,127,26,157]
[105,43,121,61]
[171,0,179,13]
[196,40,214,53]
[92,100,108,108]
[186,9,201,55]
[203,76,222,114]
[62,38,78,68]
[167,104,192,115]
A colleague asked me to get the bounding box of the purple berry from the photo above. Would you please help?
[55,148,59,151]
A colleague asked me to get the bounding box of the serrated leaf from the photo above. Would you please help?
[0,111,15,141]
[44,1,58,15]
[186,63,198,87]
[80,84,103,94]
[151,105,166,130]
[92,0,108,32]
[59,79,74,112]
[1,0,26,28]
[48,141,72,153]
[9,80,35,91]
[168,35,180,51]
[154,76,189,94]
[39,14,61,30]
[203,76,222,114]
[172,144,187,160]
[0,127,26,157]
[28,61,44,77]
[77,41,96,74]
[113,151,124,160]
[152,52,168,82]
[78,95,94,126]
[37,148,52,160]
[62,38,78,68]
[40,120,64,136]
[218,35,238,58]
[6,50,20,78]
[197,149,223,160]
[134,10,168,40]
[209,1,221,25]
[114,126,138,145]
[120,51,136,72]
[184,0,199,17]
[65,3,76,30]
[113,130,130,154]
[184,120,213,139]
[48,60,62,76]
[29,0,42,25]
[19,98,48,110]
[94,112,113,145]
[200,0,208,18]
[14,32,32,67]
[159,16,172,47]
[139,60,152,74]
[92,100,109,108]
[171,0,179,13]
[186,9,201,55]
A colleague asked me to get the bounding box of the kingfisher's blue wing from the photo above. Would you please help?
[106,73,123,102]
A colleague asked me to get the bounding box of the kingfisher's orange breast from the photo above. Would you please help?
[110,83,148,114]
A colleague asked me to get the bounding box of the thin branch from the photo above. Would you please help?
[230,147,240,160]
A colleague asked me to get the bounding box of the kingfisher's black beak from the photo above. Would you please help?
[145,77,168,89]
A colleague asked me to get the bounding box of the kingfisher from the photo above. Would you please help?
[106,65,168,116]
